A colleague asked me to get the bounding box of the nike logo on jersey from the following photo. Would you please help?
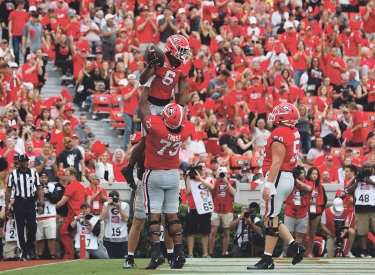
[268,264,273,268]
[155,259,158,262]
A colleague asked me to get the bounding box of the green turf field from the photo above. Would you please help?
[2,258,375,275]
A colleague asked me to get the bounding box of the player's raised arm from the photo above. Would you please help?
[139,46,164,85]
[139,87,151,129]
[176,76,188,106]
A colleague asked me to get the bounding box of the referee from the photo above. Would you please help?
[4,154,44,261]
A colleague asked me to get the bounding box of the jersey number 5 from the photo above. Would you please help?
[290,140,300,162]
[162,70,176,85]
[157,139,182,156]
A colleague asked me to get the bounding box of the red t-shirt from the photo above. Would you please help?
[50,129,65,156]
[84,186,108,213]
[343,177,355,212]
[32,138,45,150]
[246,85,267,114]
[121,85,140,115]
[262,127,300,173]
[229,89,247,102]
[342,31,362,57]
[224,25,243,37]
[0,148,17,170]
[135,18,156,43]
[315,97,333,112]
[351,110,365,143]
[313,154,341,167]
[188,102,205,118]
[8,10,29,36]
[318,164,339,183]
[285,180,314,218]
[361,8,375,34]
[73,54,86,79]
[324,55,346,86]
[292,50,310,71]
[280,32,299,52]
[112,161,127,182]
[144,115,194,170]
[232,55,247,73]
[64,179,87,216]
[212,179,235,214]
[22,63,39,85]
[219,95,244,121]
[324,207,348,234]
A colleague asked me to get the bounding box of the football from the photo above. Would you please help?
[149,45,165,67]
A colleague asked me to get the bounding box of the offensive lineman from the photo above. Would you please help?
[136,86,194,269]
[122,34,191,188]
[248,103,306,270]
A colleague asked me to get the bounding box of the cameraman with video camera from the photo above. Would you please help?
[69,202,109,259]
[185,161,215,258]
[320,198,355,258]
[348,161,375,258]
[230,203,263,257]
[101,190,129,258]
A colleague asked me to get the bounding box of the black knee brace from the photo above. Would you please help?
[147,220,161,236]
[166,220,183,237]
[0,218,4,227]
[264,217,279,237]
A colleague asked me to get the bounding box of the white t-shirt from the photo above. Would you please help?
[320,120,338,137]
[254,127,271,148]
[307,148,324,162]
[265,51,290,70]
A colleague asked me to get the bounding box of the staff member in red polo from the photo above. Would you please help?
[347,102,365,147]
[209,167,237,257]
[56,167,86,260]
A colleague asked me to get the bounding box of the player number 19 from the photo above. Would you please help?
[162,70,176,85]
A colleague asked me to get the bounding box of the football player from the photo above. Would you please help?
[122,34,191,188]
[248,103,306,270]
[135,87,194,269]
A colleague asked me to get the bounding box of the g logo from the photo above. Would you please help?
[98,96,106,102]
[168,107,174,115]
[281,105,290,112]
[171,37,181,42]
[115,113,123,118]
[111,208,119,215]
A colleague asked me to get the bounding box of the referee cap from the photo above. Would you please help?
[18,154,30,162]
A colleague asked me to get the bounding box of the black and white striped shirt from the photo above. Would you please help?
[7,169,41,199]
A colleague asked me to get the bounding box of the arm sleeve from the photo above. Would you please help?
[49,185,60,204]
[91,219,101,236]
[321,210,327,224]
[7,172,13,188]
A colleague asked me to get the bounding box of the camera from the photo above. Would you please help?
[84,214,93,220]
[356,169,372,182]
[186,164,202,179]
[219,172,226,178]
[241,241,250,252]
[333,218,349,257]
[42,185,50,195]
[112,195,119,204]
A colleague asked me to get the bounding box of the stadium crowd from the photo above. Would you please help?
[1,0,375,267]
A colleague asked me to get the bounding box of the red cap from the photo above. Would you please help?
[11,124,20,130]
[118,22,125,29]
[59,169,65,175]
[71,133,78,139]
[232,16,239,22]
[325,155,333,161]
[241,128,251,135]
[299,30,306,35]
[274,44,282,54]
[131,132,142,144]
[64,105,75,113]
[85,154,95,161]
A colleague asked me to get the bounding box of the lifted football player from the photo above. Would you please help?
[248,103,306,270]
[122,34,191,189]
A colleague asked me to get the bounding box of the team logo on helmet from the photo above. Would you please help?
[281,105,290,112]
[171,37,181,42]
[168,107,174,116]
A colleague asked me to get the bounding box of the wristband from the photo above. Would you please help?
[37,202,45,208]
[265,181,274,189]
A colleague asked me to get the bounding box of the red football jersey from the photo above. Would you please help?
[343,177,355,212]
[285,180,314,219]
[212,179,236,214]
[144,115,194,170]
[149,53,190,100]
[262,127,300,173]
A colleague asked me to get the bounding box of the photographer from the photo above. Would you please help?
[230,203,263,257]
[101,190,129,259]
[280,166,313,258]
[320,198,355,258]
[69,202,109,259]
[185,162,214,258]
[348,162,375,258]
[35,172,60,259]
[209,167,236,257]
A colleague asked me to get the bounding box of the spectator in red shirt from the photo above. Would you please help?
[111,148,126,182]
[231,45,249,73]
[22,53,43,88]
[31,127,44,151]
[225,17,242,38]
[347,102,365,147]
[56,167,86,260]
[362,0,375,42]
[314,86,333,112]
[359,47,375,77]
[122,74,140,150]
[62,105,78,129]
[321,34,347,87]
[318,155,339,183]
[136,6,158,56]
[85,173,108,217]
[292,41,311,86]
[342,25,362,70]
[8,0,29,65]
[216,94,243,126]
[280,21,298,55]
